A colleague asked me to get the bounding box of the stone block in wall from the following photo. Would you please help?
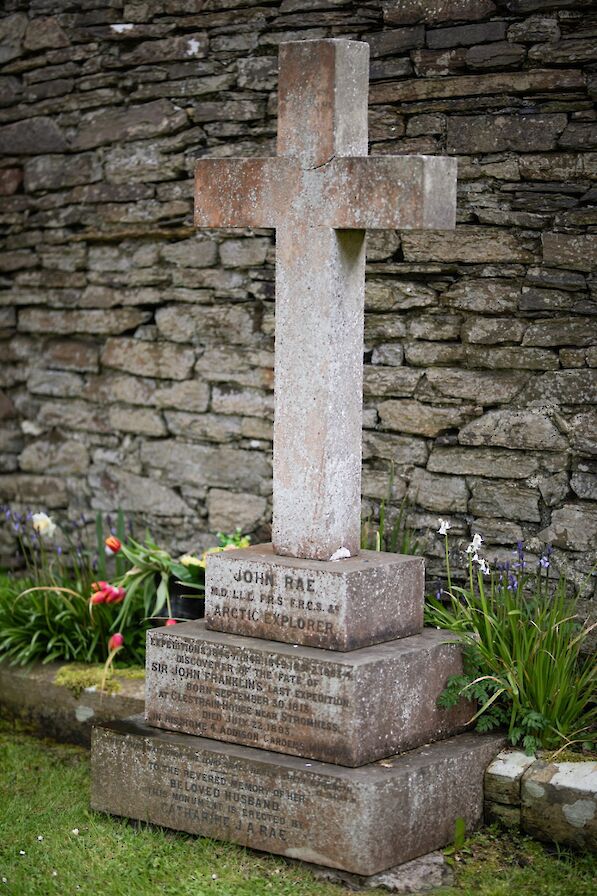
[118,33,208,66]
[459,410,567,452]
[523,318,596,348]
[447,113,566,154]
[23,16,69,52]
[428,447,541,480]
[140,440,271,494]
[427,21,506,49]
[539,504,597,552]
[378,399,477,437]
[161,238,218,268]
[0,474,68,509]
[485,750,535,805]
[567,411,597,456]
[465,346,559,370]
[194,347,274,390]
[74,100,188,151]
[362,431,428,466]
[0,13,27,64]
[461,317,527,345]
[470,480,540,522]
[522,760,597,853]
[382,0,496,26]
[0,118,67,155]
[559,122,597,150]
[529,37,597,65]
[371,343,404,366]
[507,16,560,43]
[364,26,425,57]
[542,234,597,273]
[363,366,422,398]
[0,168,23,196]
[155,305,257,346]
[402,227,534,264]
[44,340,100,373]
[91,466,190,517]
[83,374,155,406]
[366,280,436,312]
[423,369,528,404]
[465,41,526,69]
[571,472,597,501]
[404,342,464,366]
[19,438,89,476]
[207,488,267,533]
[101,338,195,380]
[27,369,83,398]
[109,406,167,437]
[164,411,244,444]
[440,279,520,313]
[212,385,273,418]
[521,369,597,404]
[18,309,150,336]
[219,238,270,268]
[408,468,468,513]
[154,380,209,413]
[36,399,113,435]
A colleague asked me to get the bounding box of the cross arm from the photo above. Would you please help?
[314,156,457,230]
[194,158,297,228]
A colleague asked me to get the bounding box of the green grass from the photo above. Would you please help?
[0,725,595,896]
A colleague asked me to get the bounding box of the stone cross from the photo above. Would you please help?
[195,39,456,562]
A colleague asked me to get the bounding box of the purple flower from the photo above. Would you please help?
[539,556,550,570]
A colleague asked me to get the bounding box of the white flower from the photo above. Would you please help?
[31,512,57,539]
[438,519,452,536]
[37,836,43,841]
[71,829,79,836]
[466,533,483,554]
[476,557,490,575]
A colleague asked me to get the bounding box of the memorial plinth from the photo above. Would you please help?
[145,622,470,766]
[204,544,424,650]
[92,718,504,877]
[90,37,503,878]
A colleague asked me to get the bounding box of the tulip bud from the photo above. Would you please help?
[90,590,107,605]
[108,633,124,652]
[91,581,109,592]
[105,535,122,556]
[165,618,177,626]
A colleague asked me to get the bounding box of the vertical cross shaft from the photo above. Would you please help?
[272,41,370,561]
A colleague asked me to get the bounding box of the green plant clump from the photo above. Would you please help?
[426,527,596,755]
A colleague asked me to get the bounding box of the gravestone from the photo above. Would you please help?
[91,39,503,877]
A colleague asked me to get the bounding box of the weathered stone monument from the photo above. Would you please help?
[91,39,503,877]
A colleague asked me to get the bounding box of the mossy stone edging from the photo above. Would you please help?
[0,660,144,746]
[485,749,597,853]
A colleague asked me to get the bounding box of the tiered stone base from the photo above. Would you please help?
[91,717,503,877]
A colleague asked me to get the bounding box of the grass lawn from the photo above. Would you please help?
[0,723,595,896]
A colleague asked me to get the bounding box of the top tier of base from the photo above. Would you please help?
[205,543,424,651]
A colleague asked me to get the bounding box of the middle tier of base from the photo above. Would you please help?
[145,620,470,767]
[91,717,503,877]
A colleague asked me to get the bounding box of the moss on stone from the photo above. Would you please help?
[54,664,121,698]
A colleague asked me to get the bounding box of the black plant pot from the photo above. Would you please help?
[168,576,205,621]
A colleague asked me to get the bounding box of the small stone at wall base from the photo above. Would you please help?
[309,851,454,893]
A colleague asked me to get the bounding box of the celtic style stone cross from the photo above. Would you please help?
[195,39,456,562]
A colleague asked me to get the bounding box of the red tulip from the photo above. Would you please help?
[91,581,109,592]
[105,585,126,604]
[90,590,107,605]
[108,633,124,652]
[105,535,122,555]
[165,618,177,626]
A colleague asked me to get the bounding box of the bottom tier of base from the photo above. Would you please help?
[91,716,503,877]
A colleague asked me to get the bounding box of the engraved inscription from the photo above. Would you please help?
[147,633,353,758]
[141,742,356,847]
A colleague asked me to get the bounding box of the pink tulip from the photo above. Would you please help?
[165,618,177,626]
[108,633,124,652]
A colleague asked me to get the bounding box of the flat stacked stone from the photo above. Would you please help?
[91,38,503,878]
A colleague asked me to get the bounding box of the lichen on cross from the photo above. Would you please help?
[195,39,456,562]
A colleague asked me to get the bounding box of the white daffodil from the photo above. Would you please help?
[31,512,57,539]
[466,532,483,554]
[438,519,451,536]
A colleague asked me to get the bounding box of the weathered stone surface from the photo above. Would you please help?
[101,338,195,380]
[146,622,469,766]
[424,369,526,403]
[428,447,540,479]
[383,0,496,25]
[524,317,596,348]
[120,33,208,66]
[0,168,23,196]
[75,100,188,150]
[542,233,597,273]
[459,410,566,451]
[109,405,167,437]
[402,228,533,264]
[408,469,468,513]
[465,346,559,371]
[92,719,503,876]
[440,280,519,314]
[207,488,267,532]
[465,41,526,69]
[154,380,209,413]
[571,472,597,501]
[370,69,583,103]
[379,400,476,437]
[45,340,100,373]
[205,543,425,651]
[522,760,597,852]
[427,21,505,48]
[447,114,566,154]
[141,440,271,493]
[0,118,67,155]
[313,851,455,893]
[461,317,526,345]
[485,750,536,805]
[0,13,27,64]
[365,27,425,57]
[0,474,67,508]
[521,369,597,405]
[91,467,190,516]
[470,480,540,522]
[161,238,218,268]
[19,438,89,475]
[23,16,69,51]
[19,308,149,336]
[539,504,597,552]
[155,305,255,346]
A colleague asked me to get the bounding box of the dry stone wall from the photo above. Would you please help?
[0,1,595,599]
